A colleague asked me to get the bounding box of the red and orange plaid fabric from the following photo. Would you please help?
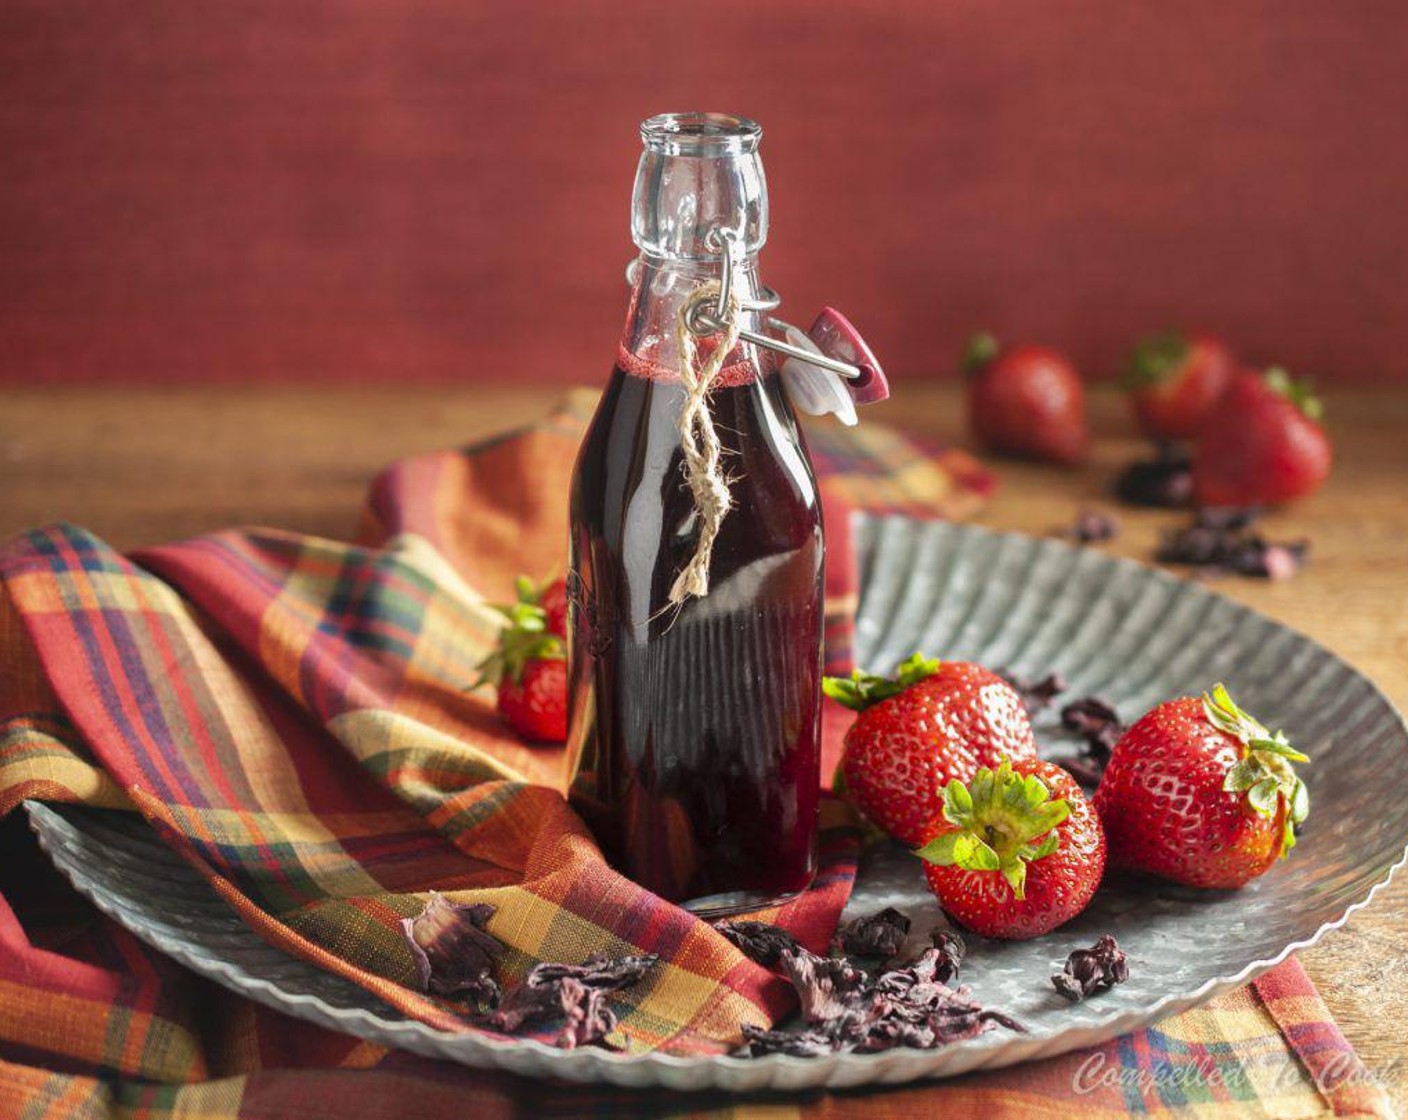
[0,397,1391,1118]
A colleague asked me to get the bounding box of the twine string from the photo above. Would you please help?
[668,279,742,604]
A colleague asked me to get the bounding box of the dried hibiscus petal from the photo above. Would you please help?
[1155,507,1309,580]
[1052,934,1129,1002]
[1062,508,1120,544]
[484,953,659,1050]
[1114,444,1194,508]
[1062,697,1123,759]
[1055,696,1124,787]
[738,1022,844,1058]
[738,935,1022,1059]
[780,948,871,1024]
[487,976,617,1049]
[528,953,659,992]
[715,920,802,968]
[928,929,966,985]
[832,907,911,963]
[400,892,502,1003]
[998,669,1068,716]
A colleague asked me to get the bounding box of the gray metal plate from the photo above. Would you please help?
[26,515,1408,1091]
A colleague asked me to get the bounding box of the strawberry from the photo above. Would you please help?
[1122,330,1235,441]
[1092,684,1310,889]
[474,576,567,743]
[824,654,1037,846]
[1192,368,1332,506]
[495,659,567,744]
[539,578,569,639]
[963,332,1088,464]
[915,758,1105,940]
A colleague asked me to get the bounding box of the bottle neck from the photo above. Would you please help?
[617,254,771,387]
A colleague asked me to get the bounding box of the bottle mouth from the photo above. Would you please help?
[640,112,762,157]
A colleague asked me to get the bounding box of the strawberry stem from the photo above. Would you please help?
[1263,367,1324,422]
[822,652,941,712]
[472,578,567,690]
[1204,682,1310,856]
[1122,330,1189,390]
[914,761,1069,901]
[962,332,999,377]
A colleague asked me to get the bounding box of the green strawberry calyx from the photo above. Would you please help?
[913,760,1070,901]
[822,652,941,712]
[1203,683,1310,855]
[962,332,1000,377]
[472,578,565,690]
[1122,330,1190,390]
[1262,367,1324,422]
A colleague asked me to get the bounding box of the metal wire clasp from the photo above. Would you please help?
[683,227,864,382]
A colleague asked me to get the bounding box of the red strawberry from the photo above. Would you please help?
[1092,684,1310,889]
[1192,368,1332,506]
[538,578,569,638]
[915,758,1105,940]
[475,577,567,743]
[824,654,1038,846]
[964,332,1088,464]
[496,658,567,743]
[1123,330,1235,440]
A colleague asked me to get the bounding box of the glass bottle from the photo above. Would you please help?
[565,112,824,915]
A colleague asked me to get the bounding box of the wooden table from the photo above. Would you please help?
[2,383,1406,1109]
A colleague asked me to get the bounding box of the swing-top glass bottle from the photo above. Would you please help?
[564,112,825,915]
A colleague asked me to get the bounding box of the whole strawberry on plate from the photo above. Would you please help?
[474,576,568,743]
[1193,368,1331,506]
[1122,330,1235,441]
[824,654,1037,846]
[964,333,1089,465]
[1093,684,1309,888]
[915,758,1106,940]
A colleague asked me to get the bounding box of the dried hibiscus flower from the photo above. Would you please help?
[1155,507,1309,580]
[1061,508,1120,545]
[998,669,1068,716]
[779,948,872,1024]
[484,953,659,1050]
[1054,696,1124,788]
[927,929,966,986]
[739,1022,843,1058]
[831,907,911,963]
[1052,935,1129,1002]
[734,940,1022,1058]
[715,920,802,968]
[400,892,502,1004]
[1114,444,1194,508]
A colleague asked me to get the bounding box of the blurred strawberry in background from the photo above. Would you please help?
[964,333,1089,465]
[1193,368,1332,506]
[1122,331,1236,442]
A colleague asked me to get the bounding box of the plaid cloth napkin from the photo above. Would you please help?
[0,395,1391,1118]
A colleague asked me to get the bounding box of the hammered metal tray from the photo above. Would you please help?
[26,515,1408,1092]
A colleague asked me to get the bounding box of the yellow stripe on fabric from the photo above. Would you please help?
[332,710,527,791]
[0,748,130,811]
[337,1040,390,1071]
[1157,992,1298,1046]
[381,532,487,617]
[0,980,203,1086]
[162,805,388,899]
[129,1073,247,1119]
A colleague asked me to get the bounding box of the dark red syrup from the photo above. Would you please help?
[566,354,824,912]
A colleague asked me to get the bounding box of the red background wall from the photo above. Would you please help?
[2,2,1406,386]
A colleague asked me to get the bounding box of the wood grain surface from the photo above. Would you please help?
[2,383,1405,1110]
